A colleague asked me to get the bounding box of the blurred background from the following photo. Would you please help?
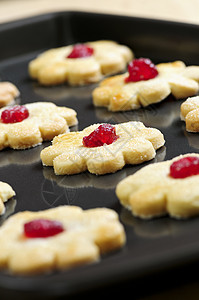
[0,0,199,25]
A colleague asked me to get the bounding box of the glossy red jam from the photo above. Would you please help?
[83,124,118,148]
[24,219,64,238]
[1,105,29,124]
[67,44,94,58]
[125,58,158,83]
[170,156,199,179]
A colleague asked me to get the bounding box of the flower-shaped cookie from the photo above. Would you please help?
[0,102,78,150]
[93,60,199,111]
[181,96,199,132]
[0,181,15,215]
[40,121,165,175]
[29,40,133,86]
[0,205,125,274]
[0,82,20,107]
[116,153,199,219]
[43,146,166,190]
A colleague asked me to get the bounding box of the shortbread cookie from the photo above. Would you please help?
[93,59,199,111]
[181,96,199,132]
[0,102,77,150]
[43,146,166,189]
[0,205,125,274]
[0,199,16,227]
[40,121,165,175]
[116,153,199,219]
[0,82,20,107]
[0,181,15,215]
[29,40,133,86]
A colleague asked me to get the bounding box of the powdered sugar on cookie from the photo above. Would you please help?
[181,96,199,132]
[93,60,199,111]
[29,40,133,86]
[0,82,20,107]
[116,153,199,219]
[0,205,125,274]
[0,181,15,216]
[40,121,165,175]
[0,102,78,150]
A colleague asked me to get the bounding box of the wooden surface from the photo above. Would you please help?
[0,0,199,25]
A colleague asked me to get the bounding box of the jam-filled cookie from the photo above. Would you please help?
[116,153,199,219]
[29,40,133,86]
[40,122,165,175]
[93,59,199,111]
[0,181,15,216]
[0,205,125,274]
[0,82,20,107]
[0,102,77,150]
[181,96,199,132]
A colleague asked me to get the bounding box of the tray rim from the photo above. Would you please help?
[1,9,199,35]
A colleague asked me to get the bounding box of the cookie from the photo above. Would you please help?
[0,102,77,150]
[0,82,20,107]
[116,153,199,219]
[0,181,15,216]
[29,40,133,86]
[40,121,165,175]
[43,146,166,190]
[181,96,199,132]
[0,205,125,274]
[93,60,199,111]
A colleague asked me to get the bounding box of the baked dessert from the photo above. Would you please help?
[0,205,125,274]
[0,198,16,227]
[0,181,15,216]
[0,102,77,150]
[42,146,166,190]
[40,121,165,175]
[29,40,133,86]
[93,59,199,111]
[0,82,20,107]
[116,153,199,219]
[181,95,199,132]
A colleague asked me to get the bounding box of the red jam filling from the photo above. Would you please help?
[83,124,118,148]
[170,156,199,179]
[125,58,158,83]
[1,105,29,124]
[67,44,94,59]
[24,219,64,238]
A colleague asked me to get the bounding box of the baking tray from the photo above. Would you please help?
[1,11,199,299]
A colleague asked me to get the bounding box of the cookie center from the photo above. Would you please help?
[169,156,199,178]
[24,219,64,238]
[83,124,119,148]
[125,58,158,83]
[1,105,29,124]
[67,44,94,59]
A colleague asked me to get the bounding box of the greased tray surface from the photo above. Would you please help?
[1,11,199,299]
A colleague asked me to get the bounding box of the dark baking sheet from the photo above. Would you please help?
[1,11,199,299]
